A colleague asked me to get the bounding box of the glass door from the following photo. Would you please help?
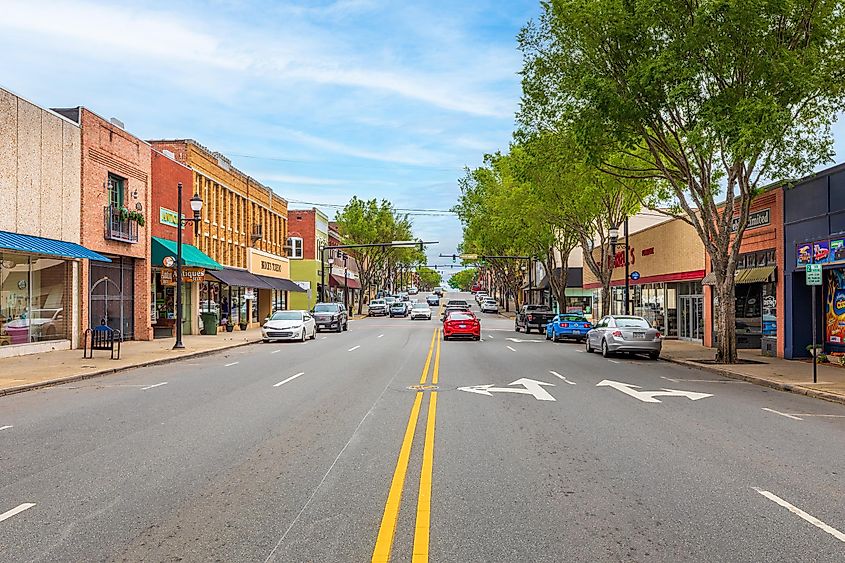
[680,295,704,341]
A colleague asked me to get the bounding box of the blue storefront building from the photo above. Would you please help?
[783,162,845,358]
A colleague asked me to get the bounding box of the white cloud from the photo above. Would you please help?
[256,173,347,186]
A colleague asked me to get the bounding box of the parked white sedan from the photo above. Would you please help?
[262,310,316,342]
[410,303,433,320]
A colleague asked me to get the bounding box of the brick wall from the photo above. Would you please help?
[289,209,317,259]
[151,150,194,241]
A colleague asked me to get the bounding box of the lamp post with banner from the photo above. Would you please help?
[173,183,203,350]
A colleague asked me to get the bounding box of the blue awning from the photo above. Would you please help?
[0,230,111,262]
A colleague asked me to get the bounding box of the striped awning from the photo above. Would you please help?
[0,230,111,262]
[736,266,776,284]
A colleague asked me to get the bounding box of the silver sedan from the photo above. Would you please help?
[585,315,662,359]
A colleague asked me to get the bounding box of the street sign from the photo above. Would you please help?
[458,378,556,401]
[630,271,641,281]
[459,253,478,260]
[806,264,822,285]
[596,380,713,403]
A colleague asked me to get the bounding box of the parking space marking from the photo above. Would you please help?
[348,345,361,352]
[0,503,35,523]
[506,346,517,352]
[0,425,13,431]
[224,362,239,367]
[274,372,306,388]
[549,371,576,385]
[141,382,168,391]
[762,408,803,421]
[753,488,845,543]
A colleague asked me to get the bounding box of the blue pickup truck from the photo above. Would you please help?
[545,314,592,343]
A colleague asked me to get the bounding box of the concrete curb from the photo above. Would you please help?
[660,356,845,406]
[0,339,261,398]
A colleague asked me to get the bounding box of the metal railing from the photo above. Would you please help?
[104,206,139,243]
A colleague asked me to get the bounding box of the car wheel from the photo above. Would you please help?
[524,326,531,334]
[545,331,551,340]
[301,329,307,342]
[336,324,342,333]
[649,351,660,360]
[344,322,349,331]
[601,339,611,358]
[262,339,270,343]
[585,339,592,353]
[514,324,520,332]
[310,327,316,340]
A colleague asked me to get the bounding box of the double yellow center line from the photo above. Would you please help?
[372,327,442,563]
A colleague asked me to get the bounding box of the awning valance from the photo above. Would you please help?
[736,266,776,284]
[0,230,111,262]
[330,274,361,289]
[207,267,270,288]
[151,237,222,270]
[701,272,717,286]
[257,275,307,292]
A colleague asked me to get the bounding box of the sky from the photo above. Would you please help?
[0,0,540,279]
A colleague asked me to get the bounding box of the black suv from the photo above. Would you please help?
[312,302,349,332]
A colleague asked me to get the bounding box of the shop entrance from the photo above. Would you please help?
[679,294,704,341]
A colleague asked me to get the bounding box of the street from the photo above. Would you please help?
[1,293,844,562]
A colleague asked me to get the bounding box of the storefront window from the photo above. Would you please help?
[1,253,69,345]
[762,282,777,337]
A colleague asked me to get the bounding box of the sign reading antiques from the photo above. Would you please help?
[731,208,770,233]
[161,267,206,286]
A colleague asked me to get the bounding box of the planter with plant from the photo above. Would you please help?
[225,318,234,332]
[128,210,146,227]
[239,321,248,331]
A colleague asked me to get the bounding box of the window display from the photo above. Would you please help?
[1,253,69,345]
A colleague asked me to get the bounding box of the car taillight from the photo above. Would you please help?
[528,315,534,321]
[655,332,662,339]
[560,322,569,328]
[585,323,592,328]
[612,330,623,337]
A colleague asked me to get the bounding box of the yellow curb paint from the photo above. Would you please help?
[412,391,438,563]
[371,391,425,563]
[419,328,438,385]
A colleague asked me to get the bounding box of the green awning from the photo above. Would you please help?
[151,237,222,270]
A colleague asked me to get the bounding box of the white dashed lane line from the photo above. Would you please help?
[506,346,517,352]
[549,371,576,385]
[274,372,306,388]
[348,345,361,352]
[0,425,13,431]
[378,334,384,338]
[224,362,240,367]
[271,350,281,354]
[0,503,35,523]
[140,382,168,391]
[753,488,845,543]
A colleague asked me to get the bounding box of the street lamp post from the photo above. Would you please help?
[343,253,349,308]
[327,256,335,302]
[608,225,620,316]
[173,182,203,350]
[624,216,630,315]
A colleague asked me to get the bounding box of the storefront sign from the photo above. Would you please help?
[161,267,206,286]
[796,243,813,266]
[826,269,845,343]
[244,289,255,300]
[630,271,641,280]
[806,264,822,286]
[797,237,845,266]
[731,208,770,232]
[813,240,831,263]
[832,238,845,262]
[159,207,185,228]
[248,248,290,279]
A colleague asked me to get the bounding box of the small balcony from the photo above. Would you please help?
[104,206,139,243]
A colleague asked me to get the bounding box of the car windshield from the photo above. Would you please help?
[447,300,468,306]
[560,315,587,322]
[314,304,340,313]
[391,303,405,308]
[371,300,385,305]
[615,317,651,328]
[271,311,303,321]
[448,312,474,321]
[526,305,551,311]
[412,304,428,310]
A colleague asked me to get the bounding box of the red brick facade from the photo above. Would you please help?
[288,209,317,259]
[76,108,152,341]
[151,149,194,241]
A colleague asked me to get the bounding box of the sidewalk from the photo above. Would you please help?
[660,340,845,405]
[0,329,264,396]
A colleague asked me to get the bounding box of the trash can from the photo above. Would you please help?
[761,335,776,357]
[201,312,219,335]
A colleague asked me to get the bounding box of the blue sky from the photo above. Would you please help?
[0,0,540,275]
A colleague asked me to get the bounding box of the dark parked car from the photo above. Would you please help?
[515,304,555,334]
[312,302,348,332]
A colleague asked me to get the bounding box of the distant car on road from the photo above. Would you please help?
[446,299,470,309]
[312,302,348,332]
[585,315,662,359]
[390,302,409,317]
[262,310,316,342]
[426,295,440,306]
[474,291,488,304]
[368,299,389,317]
[546,314,592,343]
[442,310,480,341]
[408,286,419,295]
[441,304,470,321]
[410,303,432,320]
[480,298,499,313]
[514,304,555,334]
[433,287,444,297]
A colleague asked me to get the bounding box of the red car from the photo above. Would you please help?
[443,311,481,341]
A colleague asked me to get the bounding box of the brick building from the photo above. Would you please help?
[148,140,302,327]
[52,107,152,341]
[288,208,329,310]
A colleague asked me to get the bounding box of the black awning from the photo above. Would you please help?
[207,267,271,289]
[256,275,307,292]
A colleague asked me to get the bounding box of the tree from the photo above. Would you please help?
[448,268,477,291]
[519,0,845,361]
[335,197,416,314]
[416,267,442,291]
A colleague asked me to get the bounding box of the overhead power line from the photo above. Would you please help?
[287,199,457,216]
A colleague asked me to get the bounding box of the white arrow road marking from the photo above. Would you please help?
[762,408,803,421]
[0,425,13,431]
[140,382,168,391]
[348,345,360,352]
[458,378,556,401]
[0,503,35,523]
[549,371,576,385]
[596,380,713,403]
[274,372,306,388]
[753,488,845,543]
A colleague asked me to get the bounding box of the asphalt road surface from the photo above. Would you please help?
[1,292,843,562]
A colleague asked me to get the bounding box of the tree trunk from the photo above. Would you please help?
[714,279,738,363]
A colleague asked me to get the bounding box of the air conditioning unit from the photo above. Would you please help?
[251,224,263,243]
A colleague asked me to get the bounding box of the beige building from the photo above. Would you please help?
[0,87,109,356]
[149,140,302,328]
